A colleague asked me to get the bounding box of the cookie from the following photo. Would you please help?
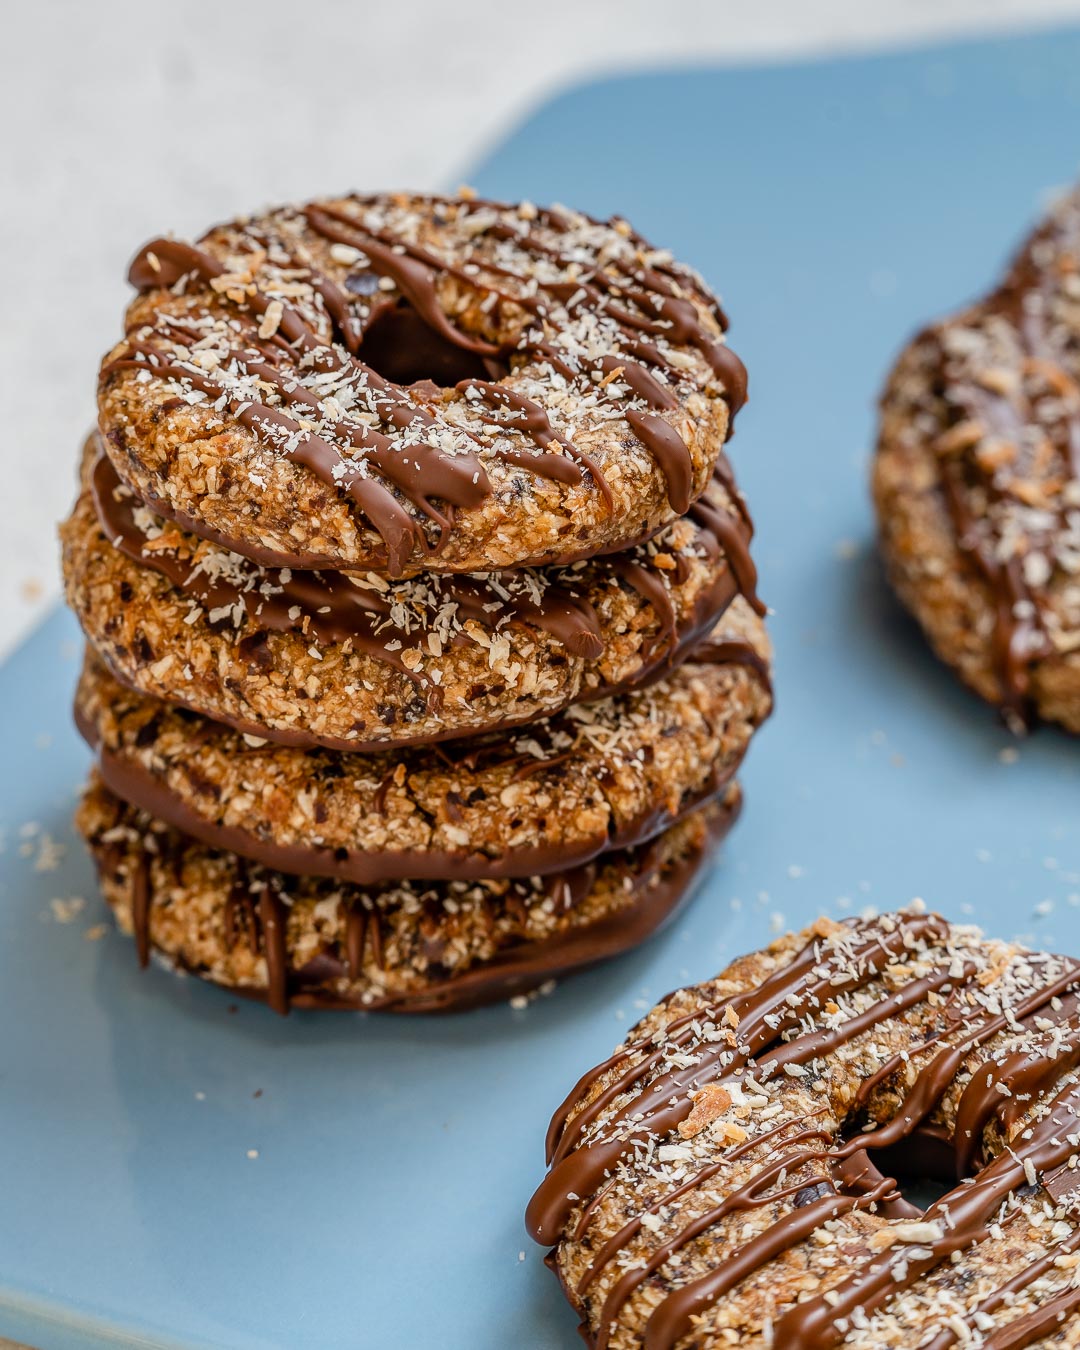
[528,907,1080,1350]
[62,435,761,751]
[77,777,739,1014]
[98,192,747,576]
[875,186,1080,732]
[73,605,771,884]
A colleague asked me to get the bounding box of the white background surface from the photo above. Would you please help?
[4,0,1080,661]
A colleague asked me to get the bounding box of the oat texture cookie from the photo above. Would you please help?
[875,185,1080,732]
[99,193,747,575]
[63,188,770,1012]
[529,907,1080,1348]
[73,606,770,883]
[77,779,740,1014]
[63,435,759,751]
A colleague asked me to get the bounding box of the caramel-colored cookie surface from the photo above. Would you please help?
[74,603,771,883]
[63,437,758,751]
[875,185,1080,732]
[530,908,1080,1350]
[99,192,746,575]
[78,779,737,1015]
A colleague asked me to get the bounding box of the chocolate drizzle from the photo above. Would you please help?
[131,847,151,968]
[105,194,746,574]
[528,911,1080,1349]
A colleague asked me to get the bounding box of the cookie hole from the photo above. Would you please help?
[357,298,505,387]
[862,1130,960,1214]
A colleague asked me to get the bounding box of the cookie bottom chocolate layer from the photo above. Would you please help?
[76,778,739,1015]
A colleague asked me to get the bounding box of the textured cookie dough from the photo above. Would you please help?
[63,437,759,751]
[875,184,1080,732]
[74,601,772,882]
[529,907,1080,1350]
[98,191,747,575]
[77,780,738,1014]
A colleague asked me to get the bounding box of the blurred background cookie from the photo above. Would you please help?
[875,185,1080,732]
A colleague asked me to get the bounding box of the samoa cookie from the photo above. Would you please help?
[62,435,762,751]
[72,606,771,885]
[529,907,1080,1350]
[875,183,1080,733]
[98,191,747,575]
[77,778,740,1016]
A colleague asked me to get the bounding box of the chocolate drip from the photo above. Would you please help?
[223,862,260,956]
[608,557,677,663]
[624,410,693,514]
[690,494,764,617]
[257,882,289,1017]
[131,848,151,968]
[341,901,382,976]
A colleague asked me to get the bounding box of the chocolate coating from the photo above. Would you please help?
[73,610,771,883]
[77,779,738,1015]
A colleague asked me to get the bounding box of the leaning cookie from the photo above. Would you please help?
[875,185,1080,732]
[99,191,746,576]
[77,778,738,1015]
[528,907,1080,1349]
[62,437,761,751]
[73,604,771,883]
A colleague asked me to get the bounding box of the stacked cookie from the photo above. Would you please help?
[61,192,771,1013]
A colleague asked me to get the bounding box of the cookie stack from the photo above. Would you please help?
[61,191,772,1014]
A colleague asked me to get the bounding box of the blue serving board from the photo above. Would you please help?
[6,27,1080,1350]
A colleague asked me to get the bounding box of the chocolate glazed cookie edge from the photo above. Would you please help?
[78,782,740,1016]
